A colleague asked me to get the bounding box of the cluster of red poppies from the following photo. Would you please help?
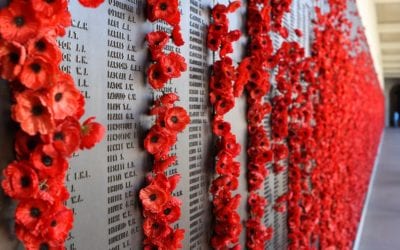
[271,0,292,38]
[206,2,244,249]
[140,95,189,249]
[280,2,384,249]
[139,1,189,249]
[0,0,104,249]
[238,1,275,249]
[146,31,187,90]
[147,0,184,46]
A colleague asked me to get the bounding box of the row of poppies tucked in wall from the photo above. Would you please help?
[0,0,384,249]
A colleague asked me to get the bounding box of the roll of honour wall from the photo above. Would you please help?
[0,0,384,250]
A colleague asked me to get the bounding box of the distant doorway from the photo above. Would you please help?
[389,84,400,127]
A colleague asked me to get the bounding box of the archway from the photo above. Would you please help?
[389,84,400,127]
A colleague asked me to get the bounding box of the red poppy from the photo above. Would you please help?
[147,0,180,26]
[47,73,83,120]
[1,161,39,200]
[12,90,55,136]
[212,118,231,136]
[219,133,240,156]
[143,218,172,245]
[164,106,190,132]
[146,31,169,60]
[140,184,170,213]
[80,117,105,150]
[159,52,187,78]
[31,144,68,178]
[41,206,73,244]
[144,125,175,156]
[15,131,42,160]
[27,35,62,63]
[78,0,104,8]
[215,152,240,177]
[19,55,56,90]
[42,117,81,157]
[147,62,169,89]
[159,197,181,223]
[0,0,39,43]
[15,199,50,234]
[0,41,26,81]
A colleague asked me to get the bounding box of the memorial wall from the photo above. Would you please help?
[0,0,384,249]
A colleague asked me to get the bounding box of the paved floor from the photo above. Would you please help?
[357,129,400,250]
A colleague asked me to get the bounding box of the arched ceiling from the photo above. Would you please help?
[376,0,400,78]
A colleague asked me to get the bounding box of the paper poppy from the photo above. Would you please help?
[42,117,81,157]
[19,56,56,90]
[147,62,169,89]
[140,184,170,213]
[31,144,68,178]
[80,117,105,150]
[164,106,190,132]
[12,90,55,136]
[47,73,83,120]
[1,161,39,200]
[0,0,39,43]
[0,41,26,81]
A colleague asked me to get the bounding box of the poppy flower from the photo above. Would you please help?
[147,0,180,26]
[15,199,50,234]
[159,52,187,78]
[210,93,235,115]
[31,144,68,178]
[159,197,181,223]
[27,35,62,63]
[164,106,190,132]
[147,62,169,89]
[140,184,169,213]
[42,117,81,157]
[216,154,240,177]
[0,1,39,43]
[80,117,105,150]
[12,90,55,136]
[144,125,175,156]
[19,56,56,90]
[146,31,169,60]
[212,118,231,136]
[219,133,240,156]
[78,0,104,8]
[39,5,71,37]
[47,73,83,120]
[1,161,39,200]
[15,130,42,160]
[207,32,222,51]
[0,41,26,81]
[143,217,172,240]
[41,206,73,244]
